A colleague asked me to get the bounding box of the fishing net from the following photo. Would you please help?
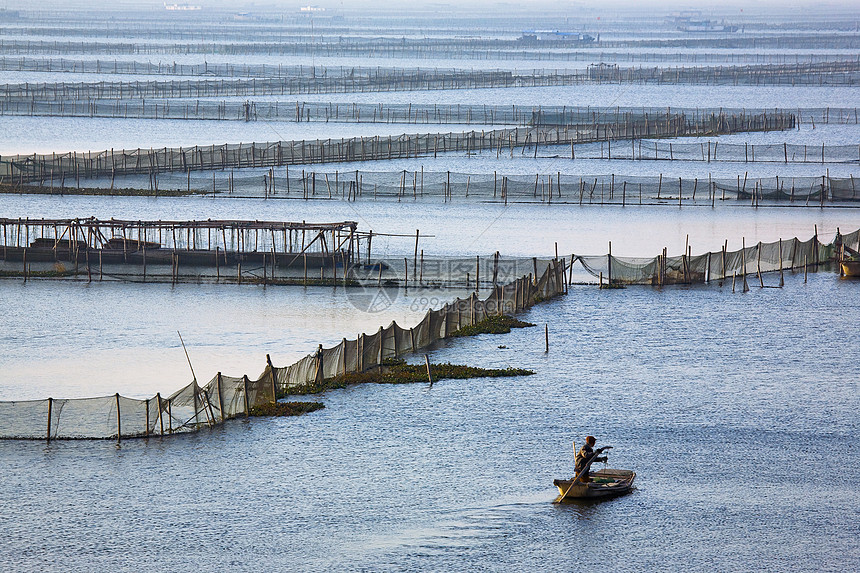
[0,259,566,440]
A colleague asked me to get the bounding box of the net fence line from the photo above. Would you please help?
[0,97,853,127]
[0,111,795,183]
[0,58,582,79]
[0,258,567,440]
[570,140,860,164]
[1,37,858,57]
[0,69,552,100]
[572,227,858,286]
[21,170,857,206]
[581,60,860,85]
[2,54,856,77]
[599,35,860,51]
[0,61,857,101]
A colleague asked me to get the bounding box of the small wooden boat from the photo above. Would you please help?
[103,237,162,251]
[839,243,860,277]
[841,260,860,277]
[29,237,88,250]
[553,469,636,501]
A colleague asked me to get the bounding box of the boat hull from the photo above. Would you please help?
[554,469,635,500]
[842,261,860,277]
[1,245,349,268]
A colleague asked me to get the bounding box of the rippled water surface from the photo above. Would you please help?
[1,271,858,572]
[2,10,860,570]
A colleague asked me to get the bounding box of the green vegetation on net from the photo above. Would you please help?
[282,358,533,397]
[249,401,325,417]
[448,314,535,337]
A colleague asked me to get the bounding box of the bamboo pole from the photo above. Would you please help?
[545,324,549,353]
[46,397,53,443]
[115,393,121,443]
[425,355,434,386]
[157,393,164,436]
[217,372,225,422]
[779,239,784,287]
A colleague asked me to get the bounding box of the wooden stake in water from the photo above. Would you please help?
[46,397,53,443]
[413,229,419,285]
[778,239,784,287]
[545,324,549,353]
[177,331,197,383]
[115,393,121,444]
[425,355,434,386]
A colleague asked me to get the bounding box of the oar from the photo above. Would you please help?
[557,446,612,502]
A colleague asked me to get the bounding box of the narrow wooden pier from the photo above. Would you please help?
[0,218,358,284]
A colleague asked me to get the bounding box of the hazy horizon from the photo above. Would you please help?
[3,0,859,14]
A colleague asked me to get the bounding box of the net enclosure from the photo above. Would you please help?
[0,98,847,127]
[0,60,854,93]
[1,226,856,440]
[52,170,855,206]
[1,110,795,184]
[0,259,567,440]
[0,218,360,284]
[574,228,859,286]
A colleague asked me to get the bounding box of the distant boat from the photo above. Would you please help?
[553,469,636,501]
[518,31,595,44]
[678,20,739,33]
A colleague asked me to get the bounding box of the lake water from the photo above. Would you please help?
[1,270,858,572]
[1,203,858,572]
[2,6,859,572]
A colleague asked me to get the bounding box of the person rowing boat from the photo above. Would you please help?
[574,435,610,483]
[553,435,634,502]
